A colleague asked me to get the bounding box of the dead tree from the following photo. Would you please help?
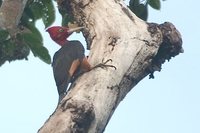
[38,0,183,132]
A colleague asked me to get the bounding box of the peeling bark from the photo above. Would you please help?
[39,0,183,133]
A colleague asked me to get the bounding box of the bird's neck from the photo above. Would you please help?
[56,40,68,46]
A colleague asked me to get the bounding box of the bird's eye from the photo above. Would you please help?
[59,29,64,32]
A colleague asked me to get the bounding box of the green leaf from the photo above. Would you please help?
[129,0,148,21]
[0,38,30,66]
[0,40,15,65]
[1,40,15,56]
[41,0,55,28]
[25,22,43,42]
[21,33,51,64]
[21,8,35,26]
[0,29,9,42]
[31,45,51,64]
[24,7,36,22]
[136,4,148,21]
[29,2,43,20]
[129,0,140,7]
[28,0,55,27]
[148,0,161,10]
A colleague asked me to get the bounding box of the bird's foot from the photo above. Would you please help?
[93,59,116,70]
[71,59,116,83]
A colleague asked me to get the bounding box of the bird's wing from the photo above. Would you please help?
[52,41,85,95]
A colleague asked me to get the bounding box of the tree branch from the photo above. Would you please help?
[38,0,183,132]
[0,0,28,32]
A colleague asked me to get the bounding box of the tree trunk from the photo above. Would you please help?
[38,0,182,132]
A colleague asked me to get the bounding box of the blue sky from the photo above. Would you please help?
[0,0,199,133]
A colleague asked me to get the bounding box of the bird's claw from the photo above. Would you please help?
[93,59,116,70]
[102,59,112,64]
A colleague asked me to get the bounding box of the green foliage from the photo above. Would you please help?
[21,0,55,64]
[148,0,161,10]
[42,0,55,28]
[26,0,55,28]
[20,33,51,64]
[0,0,55,66]
[129,0,163,21]
[0,29,30,66]
[0,36,30,66]
[129,0,148,21]
[0,29,9,42]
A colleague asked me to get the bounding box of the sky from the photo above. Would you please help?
[0,0,199,133]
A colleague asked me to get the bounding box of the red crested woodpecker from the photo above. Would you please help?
[46,26,91,102]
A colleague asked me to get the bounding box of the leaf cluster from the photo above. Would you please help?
[0,0,55,66]
[129,0,164,21]
[0,29,30,65]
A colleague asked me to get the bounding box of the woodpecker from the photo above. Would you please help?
[47,26,116,103]
[46,26,91,102]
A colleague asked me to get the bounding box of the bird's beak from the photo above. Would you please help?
[68,26,84,34]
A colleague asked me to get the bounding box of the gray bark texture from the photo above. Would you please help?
[38,0,183,133]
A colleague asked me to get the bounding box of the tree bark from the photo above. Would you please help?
[0,0,28,35]
[38,0,182,132]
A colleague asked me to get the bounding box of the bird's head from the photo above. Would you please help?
[46,26,84,46]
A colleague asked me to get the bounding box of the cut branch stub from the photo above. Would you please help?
[147,22,183,78]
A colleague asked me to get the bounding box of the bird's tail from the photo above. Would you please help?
[57,78,71,104]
